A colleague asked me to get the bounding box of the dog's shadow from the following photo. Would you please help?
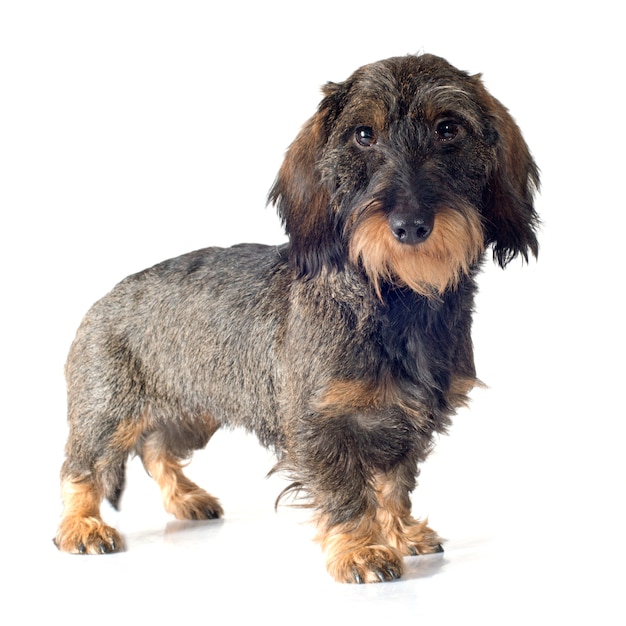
[402,551,447,580]
[162,518,225,544]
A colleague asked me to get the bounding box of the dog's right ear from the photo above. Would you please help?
[268,82,346,277]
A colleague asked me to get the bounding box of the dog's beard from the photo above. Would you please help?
[348,203,485,299]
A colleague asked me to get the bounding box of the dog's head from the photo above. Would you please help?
[269,54,539,297]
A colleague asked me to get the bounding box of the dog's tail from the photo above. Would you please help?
[102,458,127,510]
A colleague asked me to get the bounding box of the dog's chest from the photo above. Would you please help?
[373,288,471,391]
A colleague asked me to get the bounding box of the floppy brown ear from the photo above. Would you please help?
[479,86,540,267]
[268,83,346,277]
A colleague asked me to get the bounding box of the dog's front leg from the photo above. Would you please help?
[315,508,405,583]
[291,388,439,583]
[311,466,443,583]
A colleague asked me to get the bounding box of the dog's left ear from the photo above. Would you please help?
[269,82,347,277]
[477,80,540,267]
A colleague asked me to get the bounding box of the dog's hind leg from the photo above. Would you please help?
[54,417,144,554]
[137,419,223,521]
[54,474,123,554]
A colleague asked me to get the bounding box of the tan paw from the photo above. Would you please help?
[402,520,444,556]
[327,545,404,584]
[54,516,123,554]
[165,489,224,521]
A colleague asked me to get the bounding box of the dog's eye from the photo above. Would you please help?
[435,120,461,142]
[355,126,377,147]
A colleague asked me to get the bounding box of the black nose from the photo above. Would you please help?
[388,213,432,245]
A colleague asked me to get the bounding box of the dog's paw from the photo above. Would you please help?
[327,546,404,584]
[166,489,224,521]
[393,518,444,556]
[54,517,123,554]
[407,522,444,555]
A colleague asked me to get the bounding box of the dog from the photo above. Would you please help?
[54,53,539,583]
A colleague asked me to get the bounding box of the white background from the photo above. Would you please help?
[1,1,624,624]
